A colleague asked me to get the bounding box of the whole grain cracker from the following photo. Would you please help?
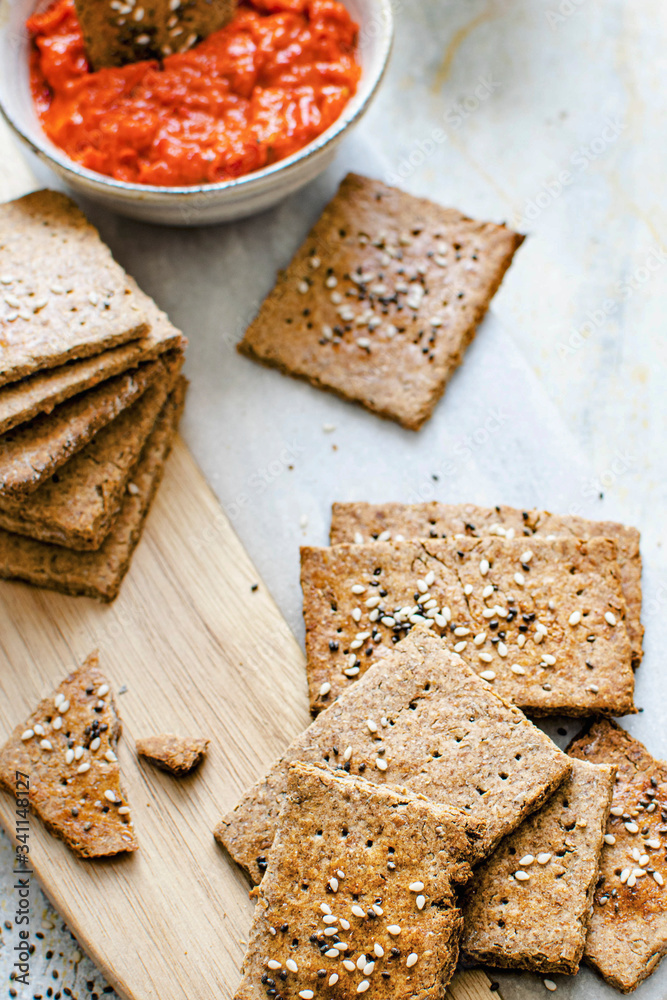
[330,501,644,666]
[215,628,570,882]
[136,733,209,775]
[568,719,667,993]
[0,357,163,496]
[461,757,615,975]
[0,651,137,858]
[0,350,183,549]
[234,762,479,1000]
[0,377,186,602]
[300,537,635,717]
[238,174,524,430]
[0,191,148,387]
[75,0,235,70]
[0,278,185,436]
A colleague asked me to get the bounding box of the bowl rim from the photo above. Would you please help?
[0,0,393,199]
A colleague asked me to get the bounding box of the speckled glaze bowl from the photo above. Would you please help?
[0,0,392,225]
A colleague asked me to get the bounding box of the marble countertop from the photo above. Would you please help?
[2,0,667,997]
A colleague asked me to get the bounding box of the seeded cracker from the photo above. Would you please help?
[0,191,149,387]
[238,174,524,430]
[0,350,183,549]
[330,501,644,666]
[461,757,615,975]
[300,537,635,717]
[0,377,186,601]
[235,762,479,1000]
[136,733,209,775]
[215,629,571,882]
[0,357,164,496]
[568,719,667,993]
[0,279,185,436]
[0,651,136,858]
[75,0,236,70]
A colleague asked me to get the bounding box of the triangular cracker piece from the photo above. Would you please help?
[0,652,137,857]
[216,629,571,883]
[235,762,479,1000]
[568,719,667,993]
[461,757,615,975]
[238,173,524,430]
[330,500,644,666]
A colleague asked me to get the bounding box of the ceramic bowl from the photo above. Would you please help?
[0,0,392,225]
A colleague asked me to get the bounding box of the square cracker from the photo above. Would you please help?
[0,279,185,436]
[215,628,571,883]
[568,719,667,993]
[0,650,137,858]
[0,190,149,387]
[0,356,164,496]
[300,537,635,717]
[238,173,524,430]
[75,0,236,70]
[330,501,644,666]
[0,376,186,601]
[460,757,615,975]
[0,350,182,549]
[234,762,480,1000]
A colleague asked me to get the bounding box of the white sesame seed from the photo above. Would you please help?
[363,962,375,975]
[605,611,617,626]
[52,717,62,730]
[479,559,490,576]
[604,834,616,845]
[535,622,548,634]
[537,853,552,864]
[654,872,664,886]
[619,868,630,883]
[632,847,642,862]
[625,823,639,834]
[482,608,496,619]
[324,948,338,958]
[514,572,525,586]
[65,749,75,764]
[542,654,556,666]
[104,789,117,802]
[374,943,384,957]
[356,955,367,970]
[454,641,467,653]
[267,960,282,970]
[473,632,486,646]
[497,642,508,658]
[520,855,534,866]
[544,981,557,992]
[639,855,650,867]
[514,871,530,881]
[352,608,362,622]
[351,905,365,918]
[329,974,339,985]
[589,684,599,693]
[97,684,109,697]
[372,904,383,916]
[376,758,388,771]
[118,806,130,815]
[568,611,581,626]
[320,903,332,915]
[479,653,494,663]
[610,806,624,816]
[351,584,366,594]
[409,881,425,892]
[322,914,337,925]
[40,739,53,751]
[340,918,350,930]
[90,737,101,751]
[55,692,65,707]
[511,664,526,675]
[329,877,339,892]
[286,959,298,973]
[454,627,470,637]
[34,724,45,736]
[416,894,426,909]
[367,719,378,733]
[482,584,494,598]
[74,746,84,760]
[521,550,533,563]
[357,982,370,994]
[646,839,661,849]
[632,868,646,878]
[425,570,435,586]
[77,762,91,774]
[342,958,355,969]
[325,275,338,288]
[480,670,496,681]
[463,584,473,596]
[299,992,314,999]
[406,953,418,968]
[59,700,70,713]
[627,874,637,887]
[350,640,363,650]
[21,729,34,741]
[105,750,117,762]
[387,925,401,935]
[381,616,396,627]
[366,596,381,608]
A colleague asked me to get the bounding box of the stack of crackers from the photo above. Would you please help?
[217,502,667,995]
[0,190,187,602]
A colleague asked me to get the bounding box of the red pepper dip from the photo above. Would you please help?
[28,0,360,186]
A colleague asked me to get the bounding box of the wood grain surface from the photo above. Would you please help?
[0,437,498,1000]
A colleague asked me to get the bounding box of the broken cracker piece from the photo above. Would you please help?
[234,762,479,1000]
[0,651,137,858]
[215,628,571,882]
[238,173,524,430]
[461,757,615,975]
[568,719,667,993]
[136,733,208,775]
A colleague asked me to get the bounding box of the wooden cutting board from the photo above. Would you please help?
[0,438,497,1000]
